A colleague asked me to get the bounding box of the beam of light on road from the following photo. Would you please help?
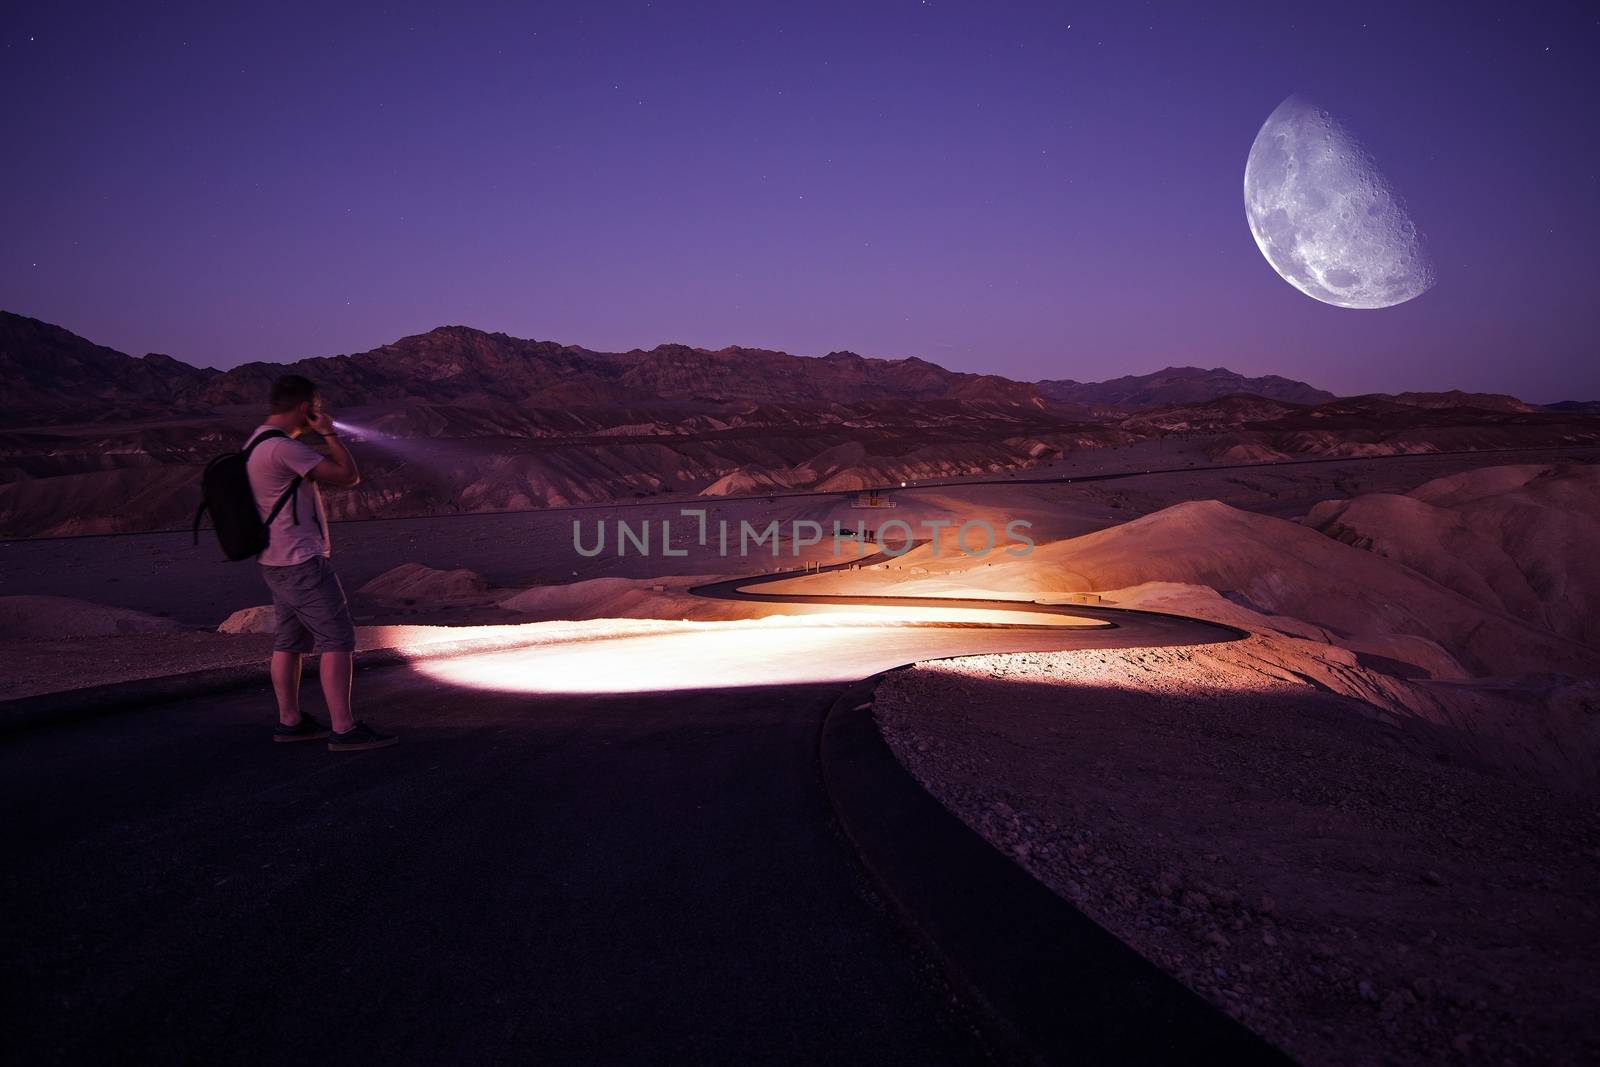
[408,614,1107,696]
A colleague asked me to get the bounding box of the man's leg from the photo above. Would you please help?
[319,651,355,735]
[271,650,305,726]
[263,565,313,727]
[304,557,394,748]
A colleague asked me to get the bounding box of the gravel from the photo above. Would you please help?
[875,644,1600,1065]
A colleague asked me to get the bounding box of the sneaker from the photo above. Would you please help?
[327,721,399,752]
[274,712,332,743]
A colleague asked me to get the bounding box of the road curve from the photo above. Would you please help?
[688,542,1246,652]
[2,554,1265,1065]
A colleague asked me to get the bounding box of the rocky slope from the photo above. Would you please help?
[1059,500,1600,677]
[1307,464,1600,648]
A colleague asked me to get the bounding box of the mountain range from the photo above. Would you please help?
[3,310,1572,422]
[2,312,1050,421]
[3,310,1597,538]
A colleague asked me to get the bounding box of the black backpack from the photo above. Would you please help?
[192,429,314,561]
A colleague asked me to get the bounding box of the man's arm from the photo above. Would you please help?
[308,413,360,487]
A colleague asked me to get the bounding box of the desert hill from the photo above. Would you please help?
[1307,464,1600,647]
[970,499,1600,678]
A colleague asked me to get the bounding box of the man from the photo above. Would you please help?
[247,374,397,751]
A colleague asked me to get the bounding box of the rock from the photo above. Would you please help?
[1358,980,1378,1002]
[1422,870,1445,886]
[1181,890,1212,912]
[218,605,276,634]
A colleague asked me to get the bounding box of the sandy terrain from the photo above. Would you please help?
[1308,464,1600,647]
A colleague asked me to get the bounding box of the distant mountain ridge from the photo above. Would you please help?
[1356,390,1537,414]
[1,310,1572,424]
[199,328,1047,409]
[0,313,216,420]
[1036,366,1336,408]
[0,313,1051,419]
[1543,400,1600,415]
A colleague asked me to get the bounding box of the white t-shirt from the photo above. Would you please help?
[244,425,330,567]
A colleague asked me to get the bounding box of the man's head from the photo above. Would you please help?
[269,374,320,430]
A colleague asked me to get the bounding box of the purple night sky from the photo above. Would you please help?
[2,2,1595,399]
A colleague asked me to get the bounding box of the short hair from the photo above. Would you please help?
[270,374,317,413]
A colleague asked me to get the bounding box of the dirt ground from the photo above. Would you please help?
[874,649,1600,1066]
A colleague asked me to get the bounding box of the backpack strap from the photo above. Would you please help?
[291,486,325,534]
[248,429,325,537]
[263,476,302,528]
[191,501,208,546]
[249,429,306,529]
[244,428,289,457]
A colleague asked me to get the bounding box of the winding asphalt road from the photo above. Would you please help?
[1,554,1278,1065]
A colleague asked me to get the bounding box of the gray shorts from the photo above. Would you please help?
[259,556,356,654]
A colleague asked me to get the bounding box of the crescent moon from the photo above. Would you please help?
[1243,96,1434,309]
